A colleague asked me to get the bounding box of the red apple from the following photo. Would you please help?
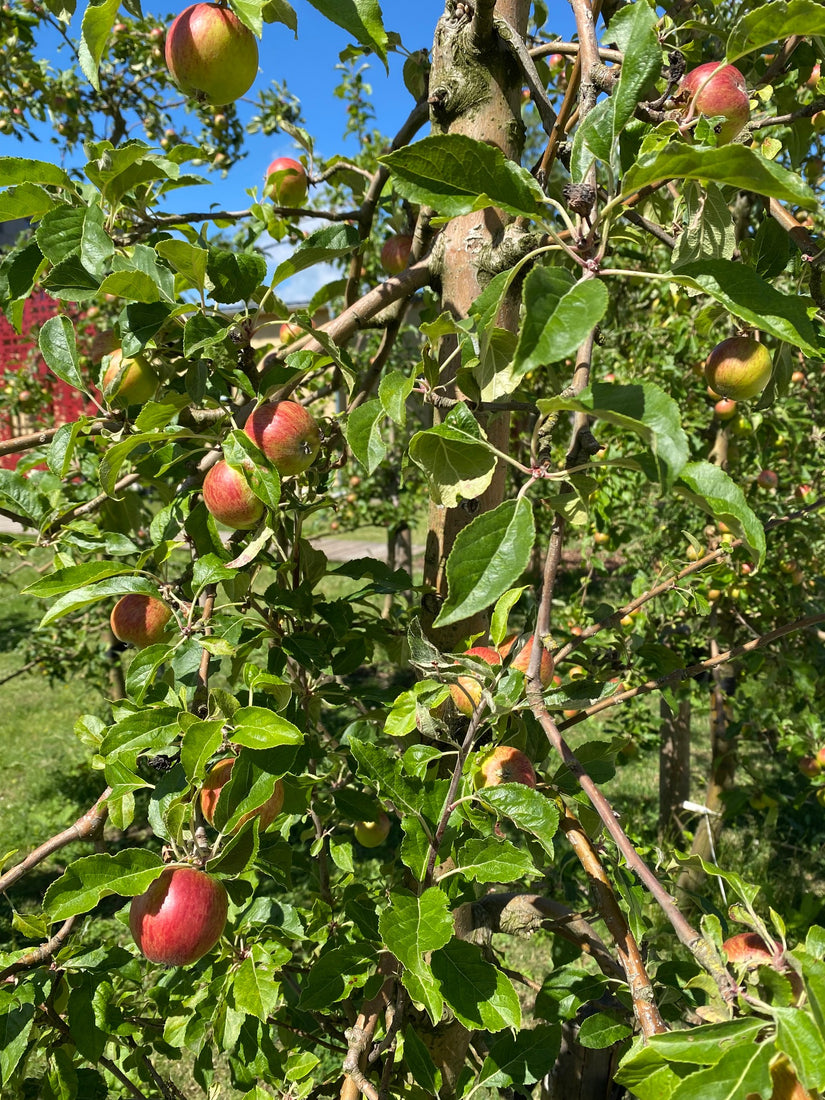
[279,321,305,345]
[500,635,555,686]
[682,62,750,143]
[714,397,738,420]
[202,459,265,529]
[380,234,413,275]
[705,335,773,400]
[130,866,228,966]
[164,3,258,105]
[798,755,820,779]
[110,594,173,648]
[450,646,502,716]
[264,157,308,206]
[200,757,284,831]
[757,469,778,489]
[475,745,537,788]
[353,813,391,848]
[808,62,821,89]
[795,484,814,502]
[102,348,158,407]
[243,400,321,476]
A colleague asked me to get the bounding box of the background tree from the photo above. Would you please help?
[1,1,825,1098]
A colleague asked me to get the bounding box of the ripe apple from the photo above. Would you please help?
[798,755,820,779]
[164,3,258,105]
[264,157,308,206]
[704,335,773,400]
[200,757,284,831]
[354,812,391,847]
[681,62,750,144]
[815,745,825,769]
[279,321,305,345]
[475,745,537,788]
[380,234,413,275]
[500,635,555,686]
[808,62,821,89]
[794,484,814,502]
[202,459,265,530]
[243,400,322,476]
[714,397,738,420]
[129,866,228,966]
[757,469,778,489]
[110,594,172,648]
[450,646,502,716]
[102,348,158,407]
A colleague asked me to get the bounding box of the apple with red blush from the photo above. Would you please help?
[264,157,308,206]
[243,400,321,476]
[202,459,264,530]
[681,62,750,144]
[200,757,284,831]
[129,866,228,966]
[164,2,258,105]
[110,594,173,648]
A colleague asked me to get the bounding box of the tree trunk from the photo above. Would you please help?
[659,696,692,843]
[421,0,528,649]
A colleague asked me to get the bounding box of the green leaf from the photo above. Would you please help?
[271,223,360,286]
[672,182,736,269]
[42,254,101,301]
[125,644,171,705]
[206,248,267,303]
[36,205,85,265]
[44,850,164,921]
[609,2,662,139]
[180,718,224,783]
[81,202,114,274]
[647,1019,763,1065]
[727,0,825,62]
[47,421,82,479]
[447,836,535,884]
[156,239,208,291]
[263,0,297,31]
[0,470,44,525]
[472,1025,562,1093]
[774,1007,825,1091]
[380,888,453,1024]
[305,0,388,62]
[0,184,56,221]
[676,461,766,564]
[78,0,121,90]
[98,269,160,303]
[490,586,529,647]
[381,134,545,219]
[623,144,816,210]
[39,315,86,393]
[578,1012,633,1049]
[477,784,559,859]
[408,423,497,507]
[232,945,283,1021]
[537,381,689,487]
[231,706,304,750]
[378,370,414,426]
[0,157,72,188]
[0,1003,35,1086]
[347,399,386,474]
[513,271,608,378]
[349,738,422,818]
[299,944,376,1011]
[431,938,521,1032]
[669,1039,773,1100]
[435,499,535,627]
[403,1027,442,1093]
[39,575,161,627]
[669,259,821,357]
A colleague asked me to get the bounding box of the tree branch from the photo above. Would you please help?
[0,915,77,981]
[0,788,111,893]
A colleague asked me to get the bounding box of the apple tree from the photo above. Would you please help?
[2,0,825,1098]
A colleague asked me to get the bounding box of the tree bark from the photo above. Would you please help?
[421,0,529,649]
[658,695,692,843]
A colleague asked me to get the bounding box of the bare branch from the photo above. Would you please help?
[0,916,77,981]
[0,788,111,894]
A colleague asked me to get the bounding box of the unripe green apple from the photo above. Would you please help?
[110,594,173,648]
[164,3,258,105]
[705,335,772,400]
[353,813,391,847]
[102,348,158,407]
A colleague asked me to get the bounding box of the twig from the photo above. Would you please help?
[192,584,217,719]
[43,472,142,538]
[43,1003,150,1100]
[0,915,77,981]
[0,788,111,893]
[0,420,112,459]
[560,805,667,1037]
[531,41,623,64]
